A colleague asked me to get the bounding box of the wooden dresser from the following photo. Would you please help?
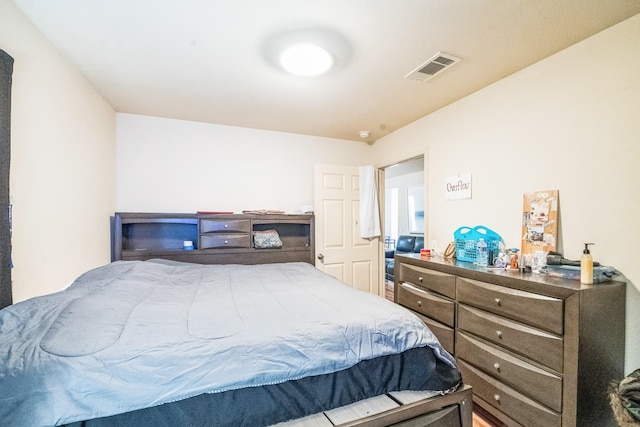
[111,212,314,265]
[394,254,626,427]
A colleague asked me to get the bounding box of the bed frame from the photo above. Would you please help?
[279,385,473,427]
[108,212,473,427]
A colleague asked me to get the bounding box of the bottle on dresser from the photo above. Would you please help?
[476,238,488,266]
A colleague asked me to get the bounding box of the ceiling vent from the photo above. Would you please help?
[405,52,461,82]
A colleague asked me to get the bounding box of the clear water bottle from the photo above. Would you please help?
[477,238,488,266]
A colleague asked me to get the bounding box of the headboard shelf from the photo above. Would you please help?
[111,212,315,265]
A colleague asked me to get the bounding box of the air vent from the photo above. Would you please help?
[405,52,461,82]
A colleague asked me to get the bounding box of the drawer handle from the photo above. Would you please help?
[418,276,424,283]
[224,224,228,228]
[495,330,503,339]
[494,298,501,306]
[417,300,422,307]
[224,240,229,244]
[494,394,501,403]
[493,362,501,372]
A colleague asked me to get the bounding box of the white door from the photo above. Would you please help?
[314,164,380,295]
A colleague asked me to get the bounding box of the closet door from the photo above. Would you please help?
[0,49,14,309]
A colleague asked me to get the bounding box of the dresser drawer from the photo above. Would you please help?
[414,311,454,355]
[398,264,456,299]
[200,234,251,249]
[200,219,250,233]
[457,277,564,335]
[457,305,563,372]
[397,283,455,327]
[458,360,560,427]
[456,331,562,412]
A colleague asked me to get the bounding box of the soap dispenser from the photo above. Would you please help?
[580,243,594,284]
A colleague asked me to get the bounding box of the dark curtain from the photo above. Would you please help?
[0,49,14,309]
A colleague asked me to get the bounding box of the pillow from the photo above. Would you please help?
[253,230,283,249]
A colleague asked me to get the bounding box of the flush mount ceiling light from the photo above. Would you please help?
[279,43,334,76]
[263,28,351,77]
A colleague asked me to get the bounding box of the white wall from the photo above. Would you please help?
[372,14,640,374]
[116,113,372,213]
[0,0,116,302]
[385,171,424,239]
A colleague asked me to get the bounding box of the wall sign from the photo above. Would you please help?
[445,173,472,200]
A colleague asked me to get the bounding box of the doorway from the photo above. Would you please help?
[382,156,425,300]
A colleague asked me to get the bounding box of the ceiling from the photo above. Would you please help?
[11,1,640,143]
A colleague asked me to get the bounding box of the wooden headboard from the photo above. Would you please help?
[111,212,315,265]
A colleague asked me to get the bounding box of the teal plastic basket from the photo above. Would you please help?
[454,225,503,262]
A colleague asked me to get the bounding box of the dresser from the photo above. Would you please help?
[394,254,626,427]
[111,212,314,265]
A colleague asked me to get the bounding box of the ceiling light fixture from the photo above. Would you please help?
[280,43,334,76]
[262,28,352,77]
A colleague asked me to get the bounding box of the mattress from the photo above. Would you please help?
[0,260,460,426]
[62,346,460,427]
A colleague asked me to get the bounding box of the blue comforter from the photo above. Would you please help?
[0,260,455,426]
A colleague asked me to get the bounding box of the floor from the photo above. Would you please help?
[385,281,499,427]
[473,413,496,427]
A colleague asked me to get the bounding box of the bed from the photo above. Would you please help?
[0,259,470,426]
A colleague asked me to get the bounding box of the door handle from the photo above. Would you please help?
[317,253,325,264]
